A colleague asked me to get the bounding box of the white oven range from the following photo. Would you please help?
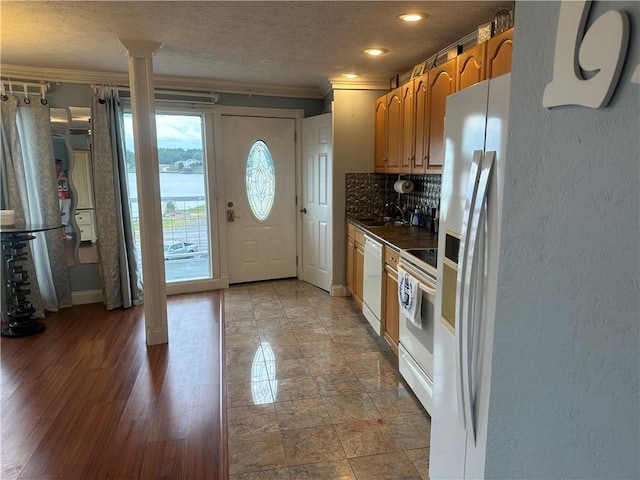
[397,247,437,416]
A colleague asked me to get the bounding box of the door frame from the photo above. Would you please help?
[122,103,227,296]
[213,106,305,287]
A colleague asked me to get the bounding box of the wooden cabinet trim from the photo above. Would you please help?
[354,227,365,247]
[385,87,403,173]
[426,58,456,171]
[373,28,513,174]
[384,246,399,269]
[374,95,388,172]
[457,42,487,90]
[486,28,514,79]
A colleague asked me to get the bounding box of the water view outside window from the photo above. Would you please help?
[124,113,211,282]
[245,140,275,221]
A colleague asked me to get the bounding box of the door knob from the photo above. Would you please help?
[300,208,307,214]
[227,209,239,222]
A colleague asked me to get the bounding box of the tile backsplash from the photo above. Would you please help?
[345,173,441,219]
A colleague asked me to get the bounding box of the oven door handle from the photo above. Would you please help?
[397,261,437,296]
[418,282,436,296]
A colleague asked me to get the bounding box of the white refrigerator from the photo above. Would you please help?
[430,73,511,479]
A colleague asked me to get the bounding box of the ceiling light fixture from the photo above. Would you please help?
[343,73,358,79]
[398,12,429,22]
[364,48,388,57]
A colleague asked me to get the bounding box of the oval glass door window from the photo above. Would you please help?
[245,140,276,221]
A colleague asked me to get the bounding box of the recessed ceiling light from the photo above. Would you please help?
[364,48,388,57]
[343,73,358,79]
[398,12,429,22]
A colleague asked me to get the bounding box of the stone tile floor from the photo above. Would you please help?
[225,279,431,480]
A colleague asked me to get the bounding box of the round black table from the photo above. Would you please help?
[1,222,63,337]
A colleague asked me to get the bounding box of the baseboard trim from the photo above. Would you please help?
[331,284,350,297]
[71,289,103,305]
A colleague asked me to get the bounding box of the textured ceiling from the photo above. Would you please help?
[1,1,511,96]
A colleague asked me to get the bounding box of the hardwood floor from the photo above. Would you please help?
[1,291,227,480]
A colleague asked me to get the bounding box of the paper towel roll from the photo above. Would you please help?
[394,180,414,194]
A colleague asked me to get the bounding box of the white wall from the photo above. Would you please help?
[486,1,639,478]
[331,89,385,288]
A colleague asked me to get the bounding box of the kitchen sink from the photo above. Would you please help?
[355,217,409,227]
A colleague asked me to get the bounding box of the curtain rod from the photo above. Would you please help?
[93,84,220,105]
[2,79,50,88]
[1,79,51,104]
[112,85,219,101]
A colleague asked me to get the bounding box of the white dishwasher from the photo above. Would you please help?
[362,235,383,335]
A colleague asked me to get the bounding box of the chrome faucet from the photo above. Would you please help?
[386,202,407,223]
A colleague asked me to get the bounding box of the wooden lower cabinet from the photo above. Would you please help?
[346,235,355,294]
[383,246,400,354]
[346,223,365,308]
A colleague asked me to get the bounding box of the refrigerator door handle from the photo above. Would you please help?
[463,150,496,446]
[455,149,483,433]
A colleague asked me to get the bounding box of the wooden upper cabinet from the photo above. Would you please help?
[400,81,415,173]
[486,28,514,79]
[413,72,429,174]
[427,58,456,171]
[385,88,402,173]
[372,28,513,174]
[457,42,487,90]
[374,95,387,172]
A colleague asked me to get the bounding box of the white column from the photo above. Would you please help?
[119,39,168,346]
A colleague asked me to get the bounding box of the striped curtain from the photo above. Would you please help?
[91,88,143,309]
[0,94,72,316]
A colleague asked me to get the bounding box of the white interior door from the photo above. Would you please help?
[301,113,332,292]
[222,116,296,284]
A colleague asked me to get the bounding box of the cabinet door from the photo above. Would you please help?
[374,95,387,172]
[346,234,355,295]
[400,81,415,173]
[383,265,399,355]
[486,28,514,79]
[72,150,94,209]
[457,42,486,90]
[413,72,429,174]
[385,88,402,173]
[427,59,456,171]
[76,210,97,242]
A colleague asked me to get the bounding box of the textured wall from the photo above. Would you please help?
[486,2,639,478]
[331,89,385,288]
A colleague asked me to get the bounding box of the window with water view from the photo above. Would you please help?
[124,113,211,283]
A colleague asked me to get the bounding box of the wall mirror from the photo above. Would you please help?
[50,106,99,266]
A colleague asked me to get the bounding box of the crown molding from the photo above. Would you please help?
[1,64,129,86]
[0,64,328,99]
[327,75,390,94]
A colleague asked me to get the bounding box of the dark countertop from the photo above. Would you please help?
[347,216,438,251]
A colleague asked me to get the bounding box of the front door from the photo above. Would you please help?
[301,113,332,292]
[222,115,296,284]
